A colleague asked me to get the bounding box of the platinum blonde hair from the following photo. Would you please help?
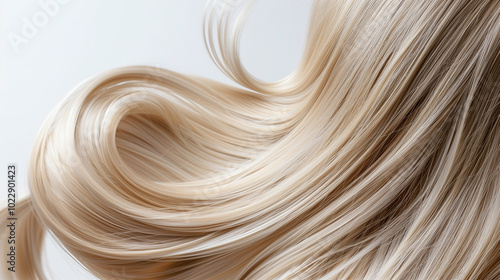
[2,0,500,279]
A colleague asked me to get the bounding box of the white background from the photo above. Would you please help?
[0,0,310,278]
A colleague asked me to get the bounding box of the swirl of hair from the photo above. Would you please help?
[1,0,500,279]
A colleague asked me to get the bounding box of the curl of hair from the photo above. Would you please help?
[2,0,500,279]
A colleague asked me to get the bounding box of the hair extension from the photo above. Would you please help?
[2,0,500,279]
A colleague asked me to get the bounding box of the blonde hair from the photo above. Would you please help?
[2,0,500,279]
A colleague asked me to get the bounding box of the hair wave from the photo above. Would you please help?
[2,0,500,279]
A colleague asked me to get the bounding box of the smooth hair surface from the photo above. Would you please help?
[2,0,500,279]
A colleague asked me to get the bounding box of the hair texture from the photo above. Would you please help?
[2,0,500,279]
